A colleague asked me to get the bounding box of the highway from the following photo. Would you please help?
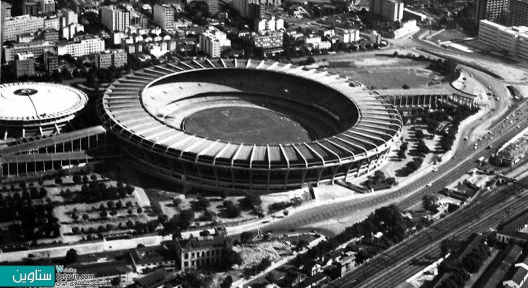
[328,169,528,288]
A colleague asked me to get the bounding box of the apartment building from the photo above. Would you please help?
[101,6,131,32]
[153,4,175,30]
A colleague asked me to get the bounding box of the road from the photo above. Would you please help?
[261,98,528,236]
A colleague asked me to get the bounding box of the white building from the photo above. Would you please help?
[3,15,45,42]
[199,27,231,58]
[305,35,322,45]
[61,8,78,26]
[153,4,175,30]
[61,23,84,40]
[101,6,130,32]
[56,37,105,57]
[254,16,284,32]
[336,28,360,43]
[478,20,528,60]
[315,41,331,49]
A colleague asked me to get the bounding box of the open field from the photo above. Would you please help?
[184,106,312,145]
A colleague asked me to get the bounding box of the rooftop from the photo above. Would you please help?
[0,82,88,122]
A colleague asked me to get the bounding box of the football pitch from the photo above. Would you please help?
[183,106,312,145]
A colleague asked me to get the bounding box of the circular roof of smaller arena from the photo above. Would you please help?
[0,82,89,122]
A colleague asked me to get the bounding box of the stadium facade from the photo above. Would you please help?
[98,59,403,192]
[0,60,479,192]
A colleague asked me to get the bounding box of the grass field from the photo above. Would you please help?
[328,67,443,89]
[184,106,312,144]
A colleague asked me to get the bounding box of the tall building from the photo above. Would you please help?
[3,14,45,42]
[370,0,404,21]
[2,1,12,18]
[41,0,56,13]
[153,4,174,30]
[474,0,510,25]
[61,23,84,40]
[61,8,78,26]
[101,6,130,32]
[199,28,231,58]
[511,0,528,26]
[206,0,219,15]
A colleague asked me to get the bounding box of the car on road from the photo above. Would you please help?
[426,183,432,187]
[432,167,438,172]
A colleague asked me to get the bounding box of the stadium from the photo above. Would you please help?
[98,59,403,193]
[0,82,89,139]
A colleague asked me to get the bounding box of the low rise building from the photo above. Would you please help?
[252,31,283,49]
[478,20,528,60]
[56,36,105,57]
[3,14,45,42]
[44,50,58,73]
[14,52,36,78]
[95,50,128,69]
[335,29,360,43]
[4,41,55,62]
[175,236,234,270]
[497,211,528,244]
[128,245,177,274]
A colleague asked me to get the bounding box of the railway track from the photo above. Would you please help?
[327,176,528,287]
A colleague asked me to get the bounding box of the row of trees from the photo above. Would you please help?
[304,205,412,262]
[0,187,48,207]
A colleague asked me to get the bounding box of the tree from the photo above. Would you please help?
[125,185,135,195]
[65,248,78,263]
[107,200,115,209]
[241,194,262,209]
[220,276,233,288]
[127,208,133,215]
[82,214,89,220]
[90,174,97,181]
[224,249,243,268]
[179,210,195,229]
[82,175,90,183]
[72,174,82,184]
[200,229,211,237]
[195,194,210,209]
[137,207,143,214]
[55,177,63,185]
[423,195,439,212]
[126,220,134,228]
[110,210,118,216]
[111,277,121,286]
[415,130,425,140]
[39,188,48,198]
[241,231,256,243]
[100,209,108,218]
[173,198,182,207]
